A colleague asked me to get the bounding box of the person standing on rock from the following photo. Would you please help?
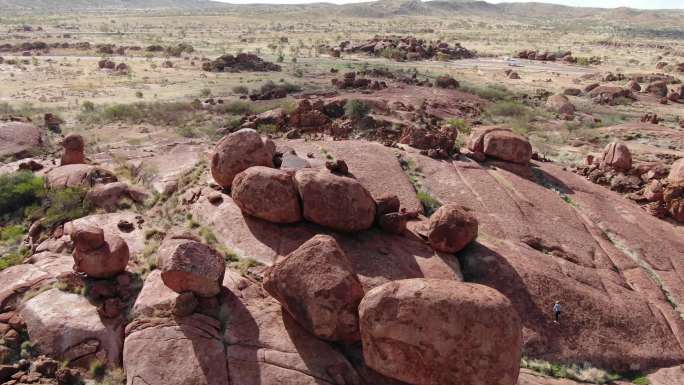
[553,301,562,324]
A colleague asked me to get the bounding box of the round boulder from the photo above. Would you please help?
[468,128,532,165]
[231,166,302,224]
[263,234,364,342]
[210,128,275,189]
[601,142,632,172]
[546,94,575,115]
[157,239,226,297]
[359,279,522,385]
[71,225,129,278]
[427,204,478,253]
[294,169,376,232]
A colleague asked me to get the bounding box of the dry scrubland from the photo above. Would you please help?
[0,3,683,385]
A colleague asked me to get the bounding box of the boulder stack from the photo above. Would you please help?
[263,235,364,342]
[70,225,129,278]
[210,128,275,189]
[60,133,85,165]
[359,279,522,385]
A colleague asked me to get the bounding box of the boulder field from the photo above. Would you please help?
[0,125,683,385]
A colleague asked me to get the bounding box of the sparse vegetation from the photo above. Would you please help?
[521,357,620,384]
[344,99,371,120]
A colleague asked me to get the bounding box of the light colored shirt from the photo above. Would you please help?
[553,303,561,312]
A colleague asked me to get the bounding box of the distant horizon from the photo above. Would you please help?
[214,0,684,10]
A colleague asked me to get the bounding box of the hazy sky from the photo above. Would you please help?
[216,0,684,9]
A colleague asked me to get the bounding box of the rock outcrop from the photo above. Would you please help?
[210,129,275,189]
[21,289,124,366]
[263,235,364,342]
[45,164,117,189]
[0,122,42,160]
[359,279,522,385]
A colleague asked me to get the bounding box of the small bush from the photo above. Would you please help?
[95,367,126,385]
[89,359,107,379]
[0,249,28,272]
[82,100,96,112]
[461,83,515,101]
[486,100,530,118]
[232,85,249,95]
[135,91,144,99]
[257,123,279,135]
[445,118,470,135]
[0,172,46,221]
[416,191,442,216]
[218,101,254,115]
[1,225,25,244]
[344,99,370,120]
[42,187,92,228]
[200,88,212,98]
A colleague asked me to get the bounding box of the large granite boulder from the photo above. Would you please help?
[210,128,275,189]
[294,169,376,232]
[263,235,364,342]
[231,166,302,224]
[359,279,522,385]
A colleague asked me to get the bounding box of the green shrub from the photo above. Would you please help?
[0,172,45,220]
[416,191,442,216]
[1,225,25,243]
[461,83,515,101]
[0,249,28,272]
[82,100,96,112]
[232,85,249,95]
[344,99,370,120]
[445,118,470,135]
[218,101,254,115]
[200,88,212,98]
[78,102,198,126]
[89,359,107,378]
[42,187,92,228]
[520,357,620,384]
[257,123,279,135]
[486,100,530,117]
